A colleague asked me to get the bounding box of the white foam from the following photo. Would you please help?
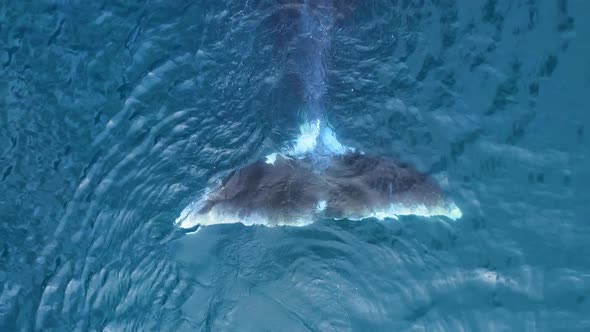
[176,204,316,229]
[176,197,463,229]
[287,119,353,157]
[265,153,278,165]
[320,126,353,155]
[316,200,327,212]
[291,120,321,155]
[351,201,463,221]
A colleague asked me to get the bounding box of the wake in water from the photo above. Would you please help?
[177,0,462,229]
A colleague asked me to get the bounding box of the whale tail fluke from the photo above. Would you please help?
[176,123,462,229]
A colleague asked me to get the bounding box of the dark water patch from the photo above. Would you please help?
[540,54,558,77]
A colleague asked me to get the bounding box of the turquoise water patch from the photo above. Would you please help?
[1,1,589,331]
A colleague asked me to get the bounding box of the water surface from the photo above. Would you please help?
[1,0,589,331]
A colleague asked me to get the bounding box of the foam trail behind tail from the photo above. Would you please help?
[288,0,347,166]
[295,0,334,125]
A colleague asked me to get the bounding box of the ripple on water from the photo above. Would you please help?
[1,0,590,330]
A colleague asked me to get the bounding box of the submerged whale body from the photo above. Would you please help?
[175,1,462,228]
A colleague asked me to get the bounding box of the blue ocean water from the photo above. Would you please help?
[1,0,589,331]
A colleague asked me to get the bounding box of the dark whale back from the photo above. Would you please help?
[197,153,451,223]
